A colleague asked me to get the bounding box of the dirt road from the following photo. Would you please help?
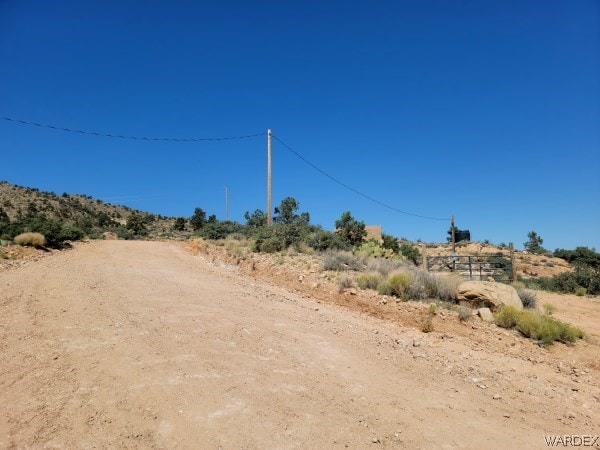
[1,241,598,449]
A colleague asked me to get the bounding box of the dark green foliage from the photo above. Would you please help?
[244,209,267,228]
[522,264,600,296]
[381,233,400,253]
[190,208,206,231]
[524,231,546,254]
[173,217,186,231]
[399,241,420,265]
[553,247,600,270]
[207,214,217,224]
[273,197,308,225]
[306,230,349,251]
[334,211,366,246]
[126,213,149,236]
[197,221,242,240]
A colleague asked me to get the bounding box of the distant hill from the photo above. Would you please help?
[0,181,175,245]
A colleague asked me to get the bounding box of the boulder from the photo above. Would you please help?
[457,281,523,311]
[477,307,494,322]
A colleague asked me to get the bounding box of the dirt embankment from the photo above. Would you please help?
[1,240,598,449]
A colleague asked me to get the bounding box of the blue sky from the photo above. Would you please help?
[1,0,598,250]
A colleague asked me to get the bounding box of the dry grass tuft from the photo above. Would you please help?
[14,232,46,247]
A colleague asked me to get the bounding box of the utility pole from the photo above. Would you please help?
[266,129,272,226]
[451,215,456,272]
[225,186,228,221]
[451,215,456,253]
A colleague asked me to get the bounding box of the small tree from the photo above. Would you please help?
[335,211,366,246]
[382,233,400,254]
[524,231,546,254]
[126,213,148,236]
[190,208,206,231]
[244,209,266,228]
[173,217,186,231]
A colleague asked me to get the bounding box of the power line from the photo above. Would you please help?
[1,116,265,142]
[272,134,448,221]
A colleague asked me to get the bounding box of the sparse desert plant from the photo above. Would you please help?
[377,280,394,296]
[543,303,556,316]
[14,232,46,247]
[494,306,583,345]
[321,251,363,271]
[365,258,405,277]
[575,287,586,297]
[388,271,412,297]
[517,287,537,309]
[338,276,353,291]
[356,272,383,290]
[457,306,472,322]
[421,315,434,333]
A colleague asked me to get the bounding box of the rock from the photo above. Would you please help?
[487,277,496,282]
[298,275,305,282]
[346,288,358,295]
[371,437,380,444]
[457,281,523,311]
[477,308,495,322]
[492,394,502,400]
[310,282,320,289]
[413,339,421,347]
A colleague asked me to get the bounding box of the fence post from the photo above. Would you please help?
[421,243,428,271]
[468,256,472,280]
[509,242,517,283]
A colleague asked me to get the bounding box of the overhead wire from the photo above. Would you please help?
[272,134,448,221]
[1,116,265,142]
[1,115,448,221]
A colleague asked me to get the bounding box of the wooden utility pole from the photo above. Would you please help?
[266,129,272,226]
[225,186,228,221]
[451,215,456,253]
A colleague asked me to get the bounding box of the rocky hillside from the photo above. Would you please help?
[0,181,175,243]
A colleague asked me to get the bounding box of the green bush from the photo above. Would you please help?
[494,306,584,345]
[399,242,420,265]
[575,287,586,297]
[388,272,412,297]
[356,273,383,290]
[377,280,394,296]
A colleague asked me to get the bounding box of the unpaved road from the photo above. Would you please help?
[1,241,598,449]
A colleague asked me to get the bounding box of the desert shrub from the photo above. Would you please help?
[338,276,353,290]
[517,287,537,309]
[356,272,382,290]
[421,315,434,333]
[172,217,186,231]
[399,242,420,265]
[306,230,349,251]
[457,306,472,321]
[321,251,363,271]
[14,232,46,247]
[377,280,394,296]
[494,306,583,345]
[259,237,283,253]
[58,225,85,242]
[575,287,586,297]
[543,303,556,315]
[433,274,463,301]
[366,258,405,276]
[388,271,412,297]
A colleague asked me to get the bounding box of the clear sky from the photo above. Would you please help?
[1,0,598,251]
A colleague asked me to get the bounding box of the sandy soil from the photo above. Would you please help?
[1,241,598,449]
